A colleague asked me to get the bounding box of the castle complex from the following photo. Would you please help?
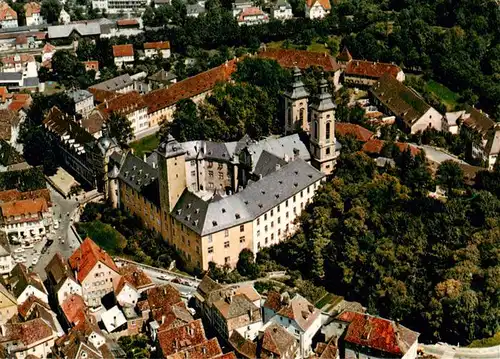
[110,69,340,270]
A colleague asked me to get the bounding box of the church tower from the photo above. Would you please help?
[309,77,338,175]
[284,67,310,133]
[156,135,187,239]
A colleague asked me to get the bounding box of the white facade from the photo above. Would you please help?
[25,12,44,26]
[144,48,171,59]
[115,281,139,307]
[237,8,269,26]
[251,180,321,254]
[271,3,293,20]
[75,96,94,117]
[2,214,51,242]
[59,9,71,24]
[0,253,13,275]
[5,333,56,359]
[92,0,148,14]
[410,107,443,134]
[16,284,49,305]
[56,278,83,306]
[305,1,329,19]
[0,19,18,28]
[234,320,263,341]
[114,55,134,68]
[128,107,149,139]
[1,55,38,78]
[80,263,121,307]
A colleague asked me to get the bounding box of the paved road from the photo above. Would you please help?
[421,343,500,359]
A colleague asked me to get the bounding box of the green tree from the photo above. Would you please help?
[41,0,62,24]
[236,249,260,279]
[142,5,155,26]
[19,124,58,175]
[159,99,202,143]
[108,112,133,146]
[51,50,86,88]
[437,160,464,193]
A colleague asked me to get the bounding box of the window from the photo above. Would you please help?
[208,161,213,168]
[191,160,195,166]
[271,233,274,241]
[285,200,288,207]
[301,191,304,198]
[224,229,229,237]
[299,107,305,123]
[293,195,296,203]
[265,237,268,244]
[257,230,260,237]
[314,121,318,139]
[278,229,281,236]
[278,217,281,224]
[225,256,230,264]
[264,213,267,220]
[208,235,213,243]
[257,218,260,225]
[326,147,330,155]
[286,212,289,218]
[218,172,224,179]
[277,205,280,213]
[224,241,230,248]
[218,163,223,169]
[265,225,268,232]
[191,171,196,176]
[293,207,297,214]
[209,170,214,177]
[208,246,214,254]
[240,224,244,232]
[271,221,274,228]
[307,187,310,194]
[240,236,245,243]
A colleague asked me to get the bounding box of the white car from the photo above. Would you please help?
[32,257,39,266]
[53,221,59,230]
[14,247,24,254]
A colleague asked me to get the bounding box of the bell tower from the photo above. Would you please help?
[284,67,310,133]
[309,77,338,175]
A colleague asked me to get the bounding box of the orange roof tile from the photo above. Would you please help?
[361,139,421,156]
[1,54,34,66]
[0,198,48,220]
[337,46,352,62]
[116,19,139,26]
[0,87,7,102]
[118,264,154,291]
[42,43,56,53]
[336,311,419,356]
[83,61,99,71]
[258,48,340,71]
[0,189,50,204]
[144,59,237,114]
[112,44,134,58]
[98,91,146,116]
[144,41,170,50]
[0,2,17,21]
[88,87,117,103]
[336,123,373,142]
[68,237,119,282]
[146,284,182,310]
[61,294,87,325]
[18,295,50,319]
[167,338,222,359]
[238,7,268,21]
[24,2,41,17]
[345,60,401,79]
[4,318,53,346]
[306,0,331,9]
[158,319,207,357]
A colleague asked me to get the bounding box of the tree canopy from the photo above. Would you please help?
[108,112,133,146]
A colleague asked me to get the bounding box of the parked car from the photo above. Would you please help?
[14,247,24,254]
[32,257,39,266]
[53,221,59,230]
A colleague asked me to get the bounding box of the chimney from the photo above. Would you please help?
[143,153,147,162]
[113,315,117,327]
[161,315,166,325]
[275,163,281,171]
[283,154,289,162]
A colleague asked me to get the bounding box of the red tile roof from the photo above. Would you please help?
[18,295,50,319]
[144,41,170,50]
[166,338,222,359]
[116,19,139,26]
[345,60,401,79]
[158,319,207,357]
[261,323,297,357]
[0,87,7,102]
[112,44,134,58]
[24,2,41,17]
[214,354,237,359]
[98,91,146,116]
[258,48,340,72]
[1,54,35,66]
[42,43,56,54]
[143,59,238,114]
[146,284,182,310]
[336,123,373,142]
[336,311,419,356]
[68,237,119,283]
[16,35,27,45]
[0,189,51,205]
[0,2,17,20]
[83,61,99,71]
[306,0,331,9]
[0,198,49,220]
[88,88,117,103]
[337,47,352,62]
[238,7,268,22]
[118,264,154,291]
[4,318,53,346]
[361,138,421,156]
[61,294,87,325]
[155,302,193,332]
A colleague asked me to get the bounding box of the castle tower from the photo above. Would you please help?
[284,67,310,133]
[337,46,353,69]
[309,77,338,175]
[156,135,187,238]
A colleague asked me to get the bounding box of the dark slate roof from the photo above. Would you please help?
[205,141,231,161]
[117,152,160,207]
[253,150,287,178]
[69,89,92,103]
[285,67,309,100]
[187,2,206,15]
[156,134,186,159]
[172,158,324,236]
[148,69,177,83]
[0,72,22,81]
[90,74,133,92]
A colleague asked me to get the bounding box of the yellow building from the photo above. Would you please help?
[0,282,17,325]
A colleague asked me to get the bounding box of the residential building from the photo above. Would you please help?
[24,2,44,26]
[58,8,70,24]
[109,151,161,232]
[0,108,23,150]
[263,291,322,358]
[114,265,154,307]
[334,311,419,359]
[41,43,56,63]
[271,0,293,20]
[101,305,127,335]
[113,44,134,68]
[17,295,64,337]
[237,7,269,26]
[68,89,94,117]
[0,318,57,359]
[335,122,374,142]
[0,3,17,28]
[60,293,87,326]
[83,60,99,73]
[370,73,443,134]
[232,0,253,16]
[45,253,83,306]
[167,337,222,359]
[143,59,238,127]
[89,73,134,102]
[158,319,208,357]
[0,233,13,275]
[230,322,299,359]
[92,0,148,14]
[186,2,206,17]
[48,22,101,40]
[68,237,122,307]
[305,0,330,19]
[195,276,262,340]
[144,41,171,59]
[455,107,500,169]
[0,282,16,325]
[98,91,149,139]
[0,197,52,242]
[2,263,48,304]
[148,69,177,90]
[0,54,38,78]
[42,106,120,191]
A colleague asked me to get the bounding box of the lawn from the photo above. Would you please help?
[44,81,64,95]
[130,134,160,158]
[468,332,500,348]
[265,36,339,55]
[77,220,127,255]
[315,292,343,310]
[425,79,460,111]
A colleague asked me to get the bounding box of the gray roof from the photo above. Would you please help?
[0,72,22,81]
[285,67,309,100]
[172,158,324,236]
[187,2,206,15]
[253,150,287,177]
[90,74,133,92]
[274,0,292,10]
[244,134,310,172]
[117,152,160,207]
[69,89,92,103]
[156,134,186,160]
[310,78,335,112]
[148,69,177,83]
[48,23,101,39]
[22,77,39,87]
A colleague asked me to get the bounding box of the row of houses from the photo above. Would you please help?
[0,1,45,29]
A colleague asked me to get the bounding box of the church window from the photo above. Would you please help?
[326,122,331,140]
[314,122,318,139]
[299,108,305,123]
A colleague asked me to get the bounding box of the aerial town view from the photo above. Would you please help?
[0,0,498,357]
